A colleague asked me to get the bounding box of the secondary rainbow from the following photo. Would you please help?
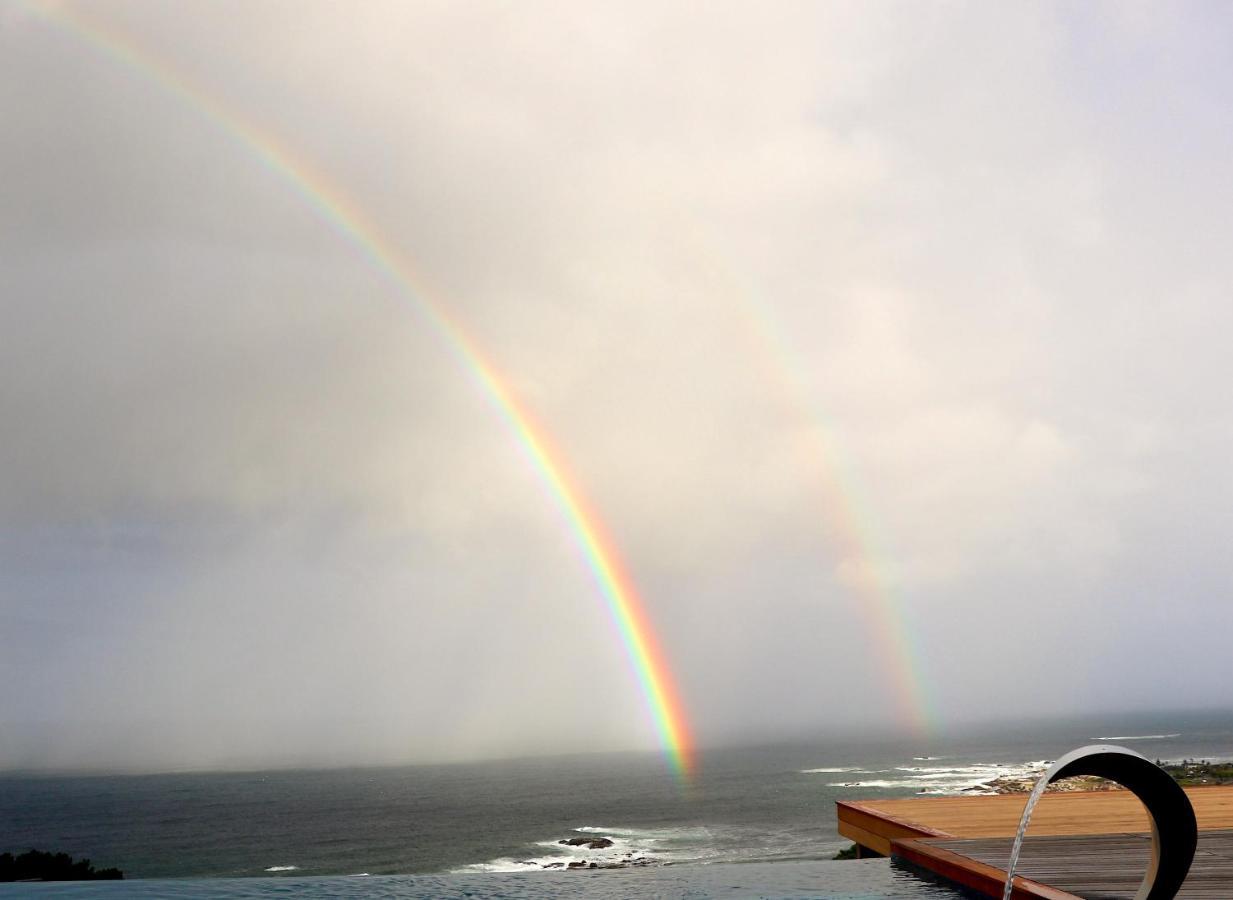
[26,1,695,777]
[684,229,933,737]
[746,304,934,737]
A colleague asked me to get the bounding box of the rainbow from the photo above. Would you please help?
[749,309,933,737]
[686,233,933,737]
[25,1,695,777]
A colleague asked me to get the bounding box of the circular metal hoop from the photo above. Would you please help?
[1003,745,1197,900]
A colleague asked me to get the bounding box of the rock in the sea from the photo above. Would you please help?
[567,861,589,869]
[558,837,614,849]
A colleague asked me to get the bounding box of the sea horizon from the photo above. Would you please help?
[5,704,1229,780]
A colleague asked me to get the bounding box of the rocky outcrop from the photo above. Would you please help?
[558,837,614,849]
[969,772,1121,795]
[542,834,658,870]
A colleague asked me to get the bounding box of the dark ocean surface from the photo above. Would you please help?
[1,710,1230,897]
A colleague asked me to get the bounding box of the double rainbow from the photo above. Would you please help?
[26,1,695,777]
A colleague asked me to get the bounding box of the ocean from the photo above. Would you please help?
[1,710,1230,897]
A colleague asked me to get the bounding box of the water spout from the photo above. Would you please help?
[1000,759,1055,900]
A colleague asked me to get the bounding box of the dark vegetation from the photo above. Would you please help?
[833,843,860,859]
[0,849,123,882]
[1157,759,1233,786]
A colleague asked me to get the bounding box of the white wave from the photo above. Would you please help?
[458,844,662,874]
[896,763,1045,774]
[458,824,717,873]
[829,779,933,789]
[574,824,712,842]
[350,873,369,877]
[462,833,638,873]
[800,767,864,774]
[1093,734,1181,741]
[264,865,299,872]
[913,756,945,761]
[458,856,564,873]
[830,759,1052,794]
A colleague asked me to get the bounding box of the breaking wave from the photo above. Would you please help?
[264,865,299,872]
[455,824,718,873]
[826,760,1051,794]
[1093,734,1181,741]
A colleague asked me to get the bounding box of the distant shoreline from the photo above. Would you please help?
[975,758,1233,795]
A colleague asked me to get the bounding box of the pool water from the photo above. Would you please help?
[0,859,961,898]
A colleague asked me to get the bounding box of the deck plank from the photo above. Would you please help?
[837,786,1233,898]
[838,785,1233,844]
[903,830,1233,899]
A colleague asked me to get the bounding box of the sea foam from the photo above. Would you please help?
[455,824,718,873]
[825,760,1051,794]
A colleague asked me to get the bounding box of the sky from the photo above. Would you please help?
[2,0,1233,773]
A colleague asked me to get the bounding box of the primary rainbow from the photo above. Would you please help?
[27,1,695,778]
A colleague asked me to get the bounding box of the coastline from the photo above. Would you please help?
[974,758,1233,794]
[971,766,1113,794]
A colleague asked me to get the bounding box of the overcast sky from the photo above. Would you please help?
[3,1,1232,772]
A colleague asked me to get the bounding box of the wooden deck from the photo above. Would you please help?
[897,830,1233,899]
[836,786,1233,898]
[837,786,1233,855]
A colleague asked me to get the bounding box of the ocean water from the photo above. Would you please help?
[1,710,1230,897]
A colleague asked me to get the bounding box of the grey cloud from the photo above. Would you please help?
[2,0,1232,771]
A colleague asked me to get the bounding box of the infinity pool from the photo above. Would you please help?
[0,859,961,898]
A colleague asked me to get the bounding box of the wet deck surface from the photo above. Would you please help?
[839,786,1233,846]
[838,787,1233,898]
[908,829,1233,899]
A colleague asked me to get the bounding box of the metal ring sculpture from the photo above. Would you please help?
[1002,745,1196,900]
